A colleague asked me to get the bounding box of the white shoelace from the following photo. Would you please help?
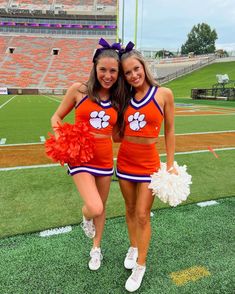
[90,249,103,261]
[126,247,137,260]
[82,218,95,234]
[131,265,145,282]
[84,220,92,230]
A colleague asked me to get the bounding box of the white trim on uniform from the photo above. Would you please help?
[68,166,114,176]
[131,86,156,108]
[116,169,151,182]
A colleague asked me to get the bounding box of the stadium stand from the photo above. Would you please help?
[55,0,93,5]
[0,35,110,88]
[7,1,116,7]
[41,37,98,88]
[98,0,116,4]
[0,0,117,92]
[0,0,116,11]
[16,1,53,3]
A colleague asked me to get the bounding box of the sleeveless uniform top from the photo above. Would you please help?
[124,86,163,138]
[68,95,117,177]
[75,95,118,136]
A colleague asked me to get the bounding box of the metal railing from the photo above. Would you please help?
[147,55,216,84]
[191,87,235,101]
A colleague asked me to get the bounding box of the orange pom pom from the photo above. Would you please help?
[45,121,95,166]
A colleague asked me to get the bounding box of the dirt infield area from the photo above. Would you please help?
[0,132,235,168]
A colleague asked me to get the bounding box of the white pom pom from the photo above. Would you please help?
[148,162,192,207]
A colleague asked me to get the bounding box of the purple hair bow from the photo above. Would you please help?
[119,41,135,57]
[93,38,121,62]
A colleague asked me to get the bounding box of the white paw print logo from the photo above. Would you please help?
[89,110,110,129]
[128,111,146,131]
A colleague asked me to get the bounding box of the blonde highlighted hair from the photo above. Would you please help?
[120,49,160,89]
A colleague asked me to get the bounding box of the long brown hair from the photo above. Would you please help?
[87,49,126,111]
[79,49,128,132]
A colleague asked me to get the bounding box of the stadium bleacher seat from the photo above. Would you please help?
[14,0,53,5]
[55,0,93,5]
[97,0,116,4]
[0,0,117,89]
[0,35,117,89]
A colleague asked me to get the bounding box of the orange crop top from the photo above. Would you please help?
[124,86,163,138]
[75,96,117,136]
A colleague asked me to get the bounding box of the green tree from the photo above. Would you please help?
[155,49,174,58]
[181,23,218,55]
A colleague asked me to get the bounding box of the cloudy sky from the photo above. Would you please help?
[119,0,235,52]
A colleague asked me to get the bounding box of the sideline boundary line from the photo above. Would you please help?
[1,147,235,172]
[0,163,60,171]
[160,130,235,137]
[1,130,235,147]
[1,142,43,147]
[159,147,235,156]
[176,113,235,117]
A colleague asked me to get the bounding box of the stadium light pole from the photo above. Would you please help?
[118,0,138,46]
[122,0,125,44]
[134,0,138,48]
[116,0,119,42]
[117,0,125,44]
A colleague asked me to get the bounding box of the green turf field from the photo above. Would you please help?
[1,150,235,238]
[0,197,234,293]
[0,95,73,143]
[165,61,235,97]
[0,62,234,294]
[0,94,234,143]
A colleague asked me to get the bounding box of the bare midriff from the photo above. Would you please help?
[90,132,111,139]
[124,135,158,144]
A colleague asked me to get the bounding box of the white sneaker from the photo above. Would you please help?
[81,216,95,238]
[88,247,103,271]
[125,263,146,292]
[124,247,138,269]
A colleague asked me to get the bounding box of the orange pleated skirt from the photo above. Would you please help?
[68,137,114,176]
[116,140,160,182]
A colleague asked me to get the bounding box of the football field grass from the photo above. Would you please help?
[0,61,235,293]
[0,197,234,293]
[164,61,235,97]
[1,150,235,238]
[0,94,234,143]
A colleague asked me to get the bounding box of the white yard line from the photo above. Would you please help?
[39,226,72,237]
[197,200,219,207]
[159,130,235,137]
[176,109,200,112]
[1,142,43,147]
[159,147,235,157]
[43,95,61,103]
[1,130,235,146]
[114,147,235,160]
[0,95,17,109]
[1,130,235,172]
[1,147,235,171]
[0,163,60,171]
[175,103,235,110]
[177,113,235,117]
[176,130,235,136]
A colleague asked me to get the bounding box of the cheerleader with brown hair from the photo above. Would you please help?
[49,38,126,271]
